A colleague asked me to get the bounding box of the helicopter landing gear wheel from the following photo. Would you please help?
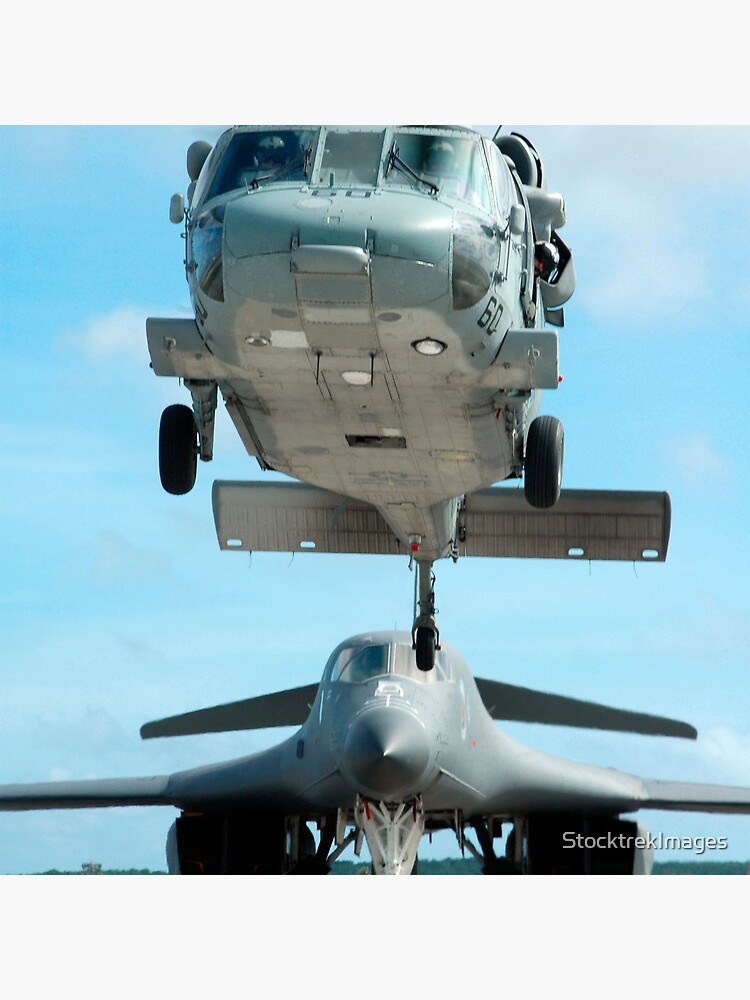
[415,626,437,672]
[524,414,563,509]
[412,559,439,671]
[159,404,198,495]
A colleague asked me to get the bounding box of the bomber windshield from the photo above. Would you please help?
[392,643,452,682]
[205,129,317,199]
[386,132,491,211]
[332,643,390,683]
[330,639,451,683]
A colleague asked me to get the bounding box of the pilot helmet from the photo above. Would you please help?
[426,140,454,170]
[534,240,560,276]
[258,134,286,165]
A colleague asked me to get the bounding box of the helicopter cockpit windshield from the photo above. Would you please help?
[200,127,492,211]
[205,128,317,199]
[315,130,385,188]
[385,131,492,211]
[329,639,452,684]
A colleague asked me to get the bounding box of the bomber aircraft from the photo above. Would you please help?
[146,125,672,669]
[1,630,749,875]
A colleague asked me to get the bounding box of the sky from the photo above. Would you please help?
[0,11,749,991]
[2,123,750,879]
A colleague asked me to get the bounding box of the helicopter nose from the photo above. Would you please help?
[342,707,431,798]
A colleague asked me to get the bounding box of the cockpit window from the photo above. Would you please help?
[332,643,390,683]
[392,643,452,682]
[205,129,316,200]
[385,132,491,212]
[316,130,384,187]
[329,639,452,683]
[486,140,516,219]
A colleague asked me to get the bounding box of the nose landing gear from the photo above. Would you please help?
[355,795,424,875]
[412,559,439,672]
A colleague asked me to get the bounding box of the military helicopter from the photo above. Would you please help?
[0,630,747,875]
[147,126,664,669]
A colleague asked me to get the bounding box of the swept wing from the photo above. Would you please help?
[474,678,696,739]
[0,776,171,812]
[140,683,319,739]
[641,780,750,814]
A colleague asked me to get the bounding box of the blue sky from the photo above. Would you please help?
[2,124,750,874]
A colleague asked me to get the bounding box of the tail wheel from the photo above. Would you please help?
[159,404,198,495]
[524,415,563,509]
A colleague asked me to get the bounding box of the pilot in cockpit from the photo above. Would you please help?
[534,240,560,282]
[256,134,288,169]
[423,140,457,178]
[421,139,466,199]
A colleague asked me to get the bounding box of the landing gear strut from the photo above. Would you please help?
[355,795,424,875]
[412,559,439,671]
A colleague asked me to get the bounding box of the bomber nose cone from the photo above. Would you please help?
[343,707,431,798]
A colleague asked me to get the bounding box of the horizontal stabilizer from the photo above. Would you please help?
[464,488,670,561]
[213,482,671,562]
[140,683,319,739]
[474,678,696,739]
[213,481,401,555]
[0,776,171,812]
[642,779,750,814]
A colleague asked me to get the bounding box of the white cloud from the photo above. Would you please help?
[692,593,750,655]
[520,126,750,200]
[54,304,193,412]
[508,126,750,330]
[62,305,150,363]
[48,768,72,782]
[693,726,750,785]
[666,432,730,488]
[86,531,172,586]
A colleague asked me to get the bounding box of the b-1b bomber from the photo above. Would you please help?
[0,631,747,875]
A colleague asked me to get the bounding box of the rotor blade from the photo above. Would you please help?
[140,683,319,739]
[474,678,697,739]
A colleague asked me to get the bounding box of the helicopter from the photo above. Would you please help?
[147,126,666,669]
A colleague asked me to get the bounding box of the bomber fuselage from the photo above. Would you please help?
[166,632,644,821]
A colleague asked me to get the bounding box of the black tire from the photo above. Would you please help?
[524,415,563,509]
[415,627,436,672]
[159,404,198,495]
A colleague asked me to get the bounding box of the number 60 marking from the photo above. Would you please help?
[477,296,503,334]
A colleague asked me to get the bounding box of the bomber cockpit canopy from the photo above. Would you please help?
[325,635,452,684]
